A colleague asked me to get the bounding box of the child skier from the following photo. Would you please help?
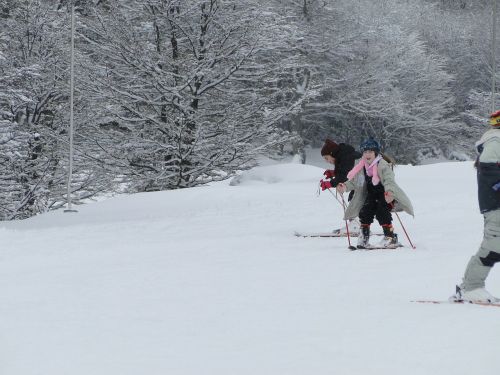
[451,110,500,303]
[319,139,362,235]
[336,138,414,248]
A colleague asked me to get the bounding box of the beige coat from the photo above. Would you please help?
[342,159,414,220]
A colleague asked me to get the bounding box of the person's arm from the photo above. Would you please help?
[337,179,355,193]
[378,161,397,197]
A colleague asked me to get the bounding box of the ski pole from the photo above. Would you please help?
[325,186,346,209]
[336,189,347,210]
[318,181,346,209]
[328,188,356,250]
[394,212,416,249]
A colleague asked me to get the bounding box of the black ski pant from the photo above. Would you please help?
[358,193,392,226]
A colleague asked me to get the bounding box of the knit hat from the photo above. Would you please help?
[321,139,339,156]
[489,110,500,127]
[360,137,381,153]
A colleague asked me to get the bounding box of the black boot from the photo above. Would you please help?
[357,224,370,248]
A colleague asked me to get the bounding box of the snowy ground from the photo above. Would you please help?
[1,159,499,375]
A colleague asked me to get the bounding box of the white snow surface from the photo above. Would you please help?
[1,161,499,375]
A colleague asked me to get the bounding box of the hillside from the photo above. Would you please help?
[1,161,498,375]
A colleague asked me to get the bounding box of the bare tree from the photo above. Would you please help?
[80,0,303,191]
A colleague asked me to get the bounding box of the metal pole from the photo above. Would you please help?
[65,1,77,213]
[492,0,497,113]
[326,188,356,250]
[394,212,416,249]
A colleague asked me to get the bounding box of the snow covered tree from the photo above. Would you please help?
[80,0,302,191]
[0,0,110,219]
[270,0,458,163]
[0,1,70,219]
[2,0,497,220]
[415,2,493,136]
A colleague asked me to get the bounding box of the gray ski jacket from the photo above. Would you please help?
[342,159,414,220]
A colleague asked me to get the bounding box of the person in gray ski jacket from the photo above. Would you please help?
[336,138,414,248]
[452,110,500,303]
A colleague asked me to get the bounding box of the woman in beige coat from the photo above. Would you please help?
[337,138,414,249]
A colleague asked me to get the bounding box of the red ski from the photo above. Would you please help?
[352,243,404,250]
[412,300,500,308]
[294,231,356,238]
[294,231,383,238]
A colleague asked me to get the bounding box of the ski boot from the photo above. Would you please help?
[449,285,463,302]
[356,224,370,249]
[452,285,499,303]
[379,224,399,248]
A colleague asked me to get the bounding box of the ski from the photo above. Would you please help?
[294,231,358,238]
[411,300,500,308]
[294,231,384,238]
[351,243,404,251]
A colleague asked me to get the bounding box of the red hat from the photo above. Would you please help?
[321,139,339,156]
[489,110,500,126]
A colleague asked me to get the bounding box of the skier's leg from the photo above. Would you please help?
[462,210,500,290]
[374,199,398,247]
[359,197,376,226]
[357,198,376,247]
[374,199,393,227]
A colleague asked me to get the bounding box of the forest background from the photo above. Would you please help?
[0,0,495,219]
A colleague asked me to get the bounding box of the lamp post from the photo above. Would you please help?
[492,0,497,113]
[65,1,77,213]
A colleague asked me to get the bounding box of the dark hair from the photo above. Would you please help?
[321,139,339,156]
[381,152,396,169]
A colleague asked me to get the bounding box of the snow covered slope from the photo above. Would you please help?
[1,161,498,375]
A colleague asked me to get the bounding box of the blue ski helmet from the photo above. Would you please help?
[360,137,381,153]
